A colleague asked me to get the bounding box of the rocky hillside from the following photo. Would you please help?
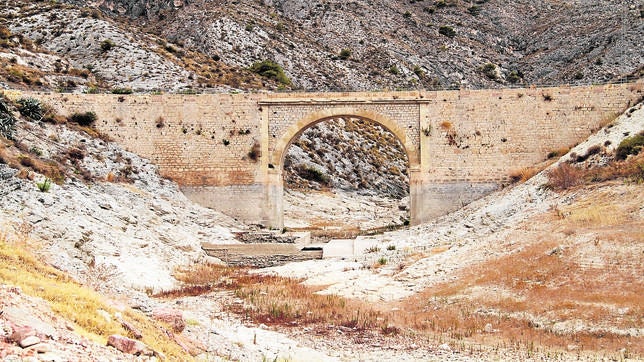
[0,0,276,92]
[67,0,644,91]
[2,0,642,92]
[0,95,242,292]
[284,117,409,198]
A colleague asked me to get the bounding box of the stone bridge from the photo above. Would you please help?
[12,82,642,227]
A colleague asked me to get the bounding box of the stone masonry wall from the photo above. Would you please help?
[8,82,641,225]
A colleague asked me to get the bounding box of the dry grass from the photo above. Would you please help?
[390,182,643,357]
[0,228,195,359]
[546,152,644,190]
[161,264,393,332]
[509,166,539,183]
[394,240,642,356]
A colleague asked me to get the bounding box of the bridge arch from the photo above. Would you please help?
[265,108,421,229]
[270,107,419,168]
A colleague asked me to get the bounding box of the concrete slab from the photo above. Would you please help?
[322,239,355,259]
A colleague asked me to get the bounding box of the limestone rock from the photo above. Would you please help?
[106,334,154,356]
[152,307,185,333]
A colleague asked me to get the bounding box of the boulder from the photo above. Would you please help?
[152,307,185,333]
[106,334,154,356]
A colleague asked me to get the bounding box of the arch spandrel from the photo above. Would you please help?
[270,107,420,169]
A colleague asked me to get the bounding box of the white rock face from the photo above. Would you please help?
[0,119,242,291]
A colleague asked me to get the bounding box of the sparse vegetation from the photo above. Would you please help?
[160,264,394,333]
[111,87,133,95]
[36,178,51,192]
[249,60,291,86]
[0,231,191,359]
[438,25,456,38]
[338,48,351,60]
[69,111,97,126]
[615,131,644,160]
[100,39,115,52]
[17,97,44,122]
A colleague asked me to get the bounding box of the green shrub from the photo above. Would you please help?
[111,88,132,94]
[389,65,400,75]
[17,97,44,121]
[467,6,481,15]
[615,132,644,160]
[480,63,497,80]
[248,60,291,86]
[36,178,51,192]
[296,165,330,185]
[69,111,97,126]
[100,39,115,52]
[378,257,388,265]
[413,65,425,78]
[338,48,351,60]
[0,97,16,140]
[507,70,521,83]
[438,25,456,38]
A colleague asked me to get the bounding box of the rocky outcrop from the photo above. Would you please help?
[284,117,409,199]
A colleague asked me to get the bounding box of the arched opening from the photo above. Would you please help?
[280,115,410,240]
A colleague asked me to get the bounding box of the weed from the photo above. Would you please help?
[378,257,388,265]
[509,167,538,183]
[366,246,381,253]
[248,141,261,162]
[387,245,396,251]
[36,178,51,192]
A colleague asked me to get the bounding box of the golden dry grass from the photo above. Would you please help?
[0,228,195,359]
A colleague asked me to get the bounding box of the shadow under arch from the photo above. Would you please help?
[266,108,420,229]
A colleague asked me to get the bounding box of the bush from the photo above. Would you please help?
[296,165,330,185]
[546,163,583,190]
[338,48,351,60]
[36,178,51,192]
[615,132,644,160]
[507,70,521,83]
[100,39,115,52]
[111,88,132,94]
[17,97,44,121]
[438,25,456,38]
[480,63,497,80]
[248,60,291,86]
[0,97,16,140]
[69,111,97,126]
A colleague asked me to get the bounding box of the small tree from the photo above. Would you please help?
[249,60,291,86]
